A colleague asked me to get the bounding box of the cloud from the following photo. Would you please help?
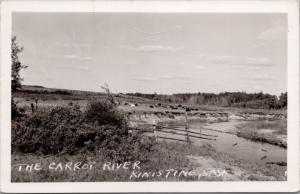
[194,65,206,70]
[159,75,191,81]
[189,54,206,58]
[242,84,266,91]
[107,45,136,50]
[131,74,192,83]
[166,62,186,67]
[174,25,183,30]
[54,42,90,49]
[131,77,158,82]
[246,73,276,81]
[129,26,165,36]
[258,21,286,41]
[209,55,274,69]
[54,42,69,48]
[52,63,90,72]
[128,24,183,36]
[187,54,274,70]
[137,45,183,52]
[100,44,183,53]
[71,66,90,71]
[63,54,92,61]
[125,62,138,68]
[43,54,92,61]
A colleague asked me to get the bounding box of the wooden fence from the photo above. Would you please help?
[133,112,218,144]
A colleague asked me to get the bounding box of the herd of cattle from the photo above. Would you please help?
[121,101,199,112]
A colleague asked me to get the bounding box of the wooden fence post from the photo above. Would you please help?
[30,103,35,113]
[152,119,157,142]
[35,98,38,110]
[185,112,190,144]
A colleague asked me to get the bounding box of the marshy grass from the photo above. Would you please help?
[236,120,287,148]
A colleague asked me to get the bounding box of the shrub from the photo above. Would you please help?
[12,102,155,162]
[11,105,84,154]
[11,98,25,120]
[84,100,126,127]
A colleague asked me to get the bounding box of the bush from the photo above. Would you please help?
[11,98,25,120]
[11,102,155,162]
[12,105,83,154]
[84,100,126,127]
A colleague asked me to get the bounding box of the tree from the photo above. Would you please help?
[11,36,28,92]
[101,83,117,106]
[278,92,287,109]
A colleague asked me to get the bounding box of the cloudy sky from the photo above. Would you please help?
[13,13,287,95]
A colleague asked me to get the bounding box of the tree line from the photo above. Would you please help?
[126,91,287,110]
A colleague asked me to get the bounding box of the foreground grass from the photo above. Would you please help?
[11,141,203,182]
[236,120,287,148]
[12,141,286,182]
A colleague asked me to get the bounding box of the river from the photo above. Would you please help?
[157,119,287,166]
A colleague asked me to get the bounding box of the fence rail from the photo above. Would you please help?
[156,136,190,143]
[156,129,216,141]
[156,125,218,138]
[132,112,218,144]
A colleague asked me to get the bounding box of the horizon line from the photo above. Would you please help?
[21,84,287,97]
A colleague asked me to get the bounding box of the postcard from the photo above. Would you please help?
[1,0,299,192]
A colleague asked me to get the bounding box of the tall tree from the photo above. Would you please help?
[11,36,28,92]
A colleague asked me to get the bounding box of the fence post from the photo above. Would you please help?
[185,112,190,144]
[35,98,38,110]
[30,103,35,113]
[152,119,157,142]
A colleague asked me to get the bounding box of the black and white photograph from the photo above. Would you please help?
[1,0,299,193]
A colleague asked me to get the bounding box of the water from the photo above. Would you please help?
[157,119,287,165]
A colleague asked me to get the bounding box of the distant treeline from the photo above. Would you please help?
[19,89,73,95]
[125,92,287,110]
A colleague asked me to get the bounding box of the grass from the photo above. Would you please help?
[11,141,203,182]
[236,120,287,148]
[12,140,286,182]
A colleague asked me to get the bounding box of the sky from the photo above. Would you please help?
[13,13,287,95]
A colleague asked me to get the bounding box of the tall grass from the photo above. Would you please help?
[11,141,217,182]
[236,120,287,134]
[236,120,287,148]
